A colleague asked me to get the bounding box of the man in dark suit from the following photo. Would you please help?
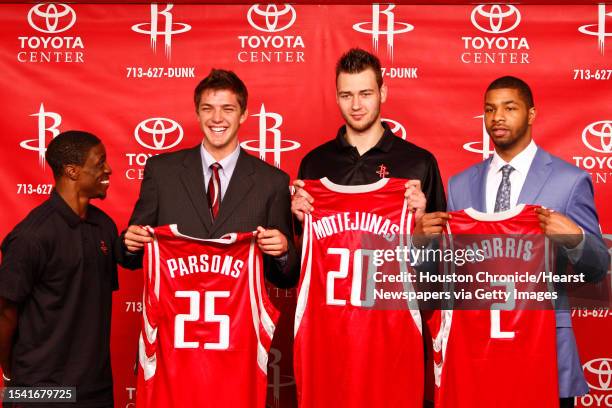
[119,69,297,287]
[416,76,609,407]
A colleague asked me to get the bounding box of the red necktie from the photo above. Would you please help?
[207,162,222,219]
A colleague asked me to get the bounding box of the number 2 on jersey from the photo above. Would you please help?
[490,281,516,339]
[174,290,230,349]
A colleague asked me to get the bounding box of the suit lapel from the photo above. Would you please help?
[471,158,491,212]
[210,149,255,236]
[518,147,553,205]
[180,145,212,233]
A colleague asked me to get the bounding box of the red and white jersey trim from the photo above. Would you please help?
[319,176,389,193]
[433,204,554,388]
[294,179,420,335]
[139,225,276,382]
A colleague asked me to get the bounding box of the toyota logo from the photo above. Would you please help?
[134,118,183,150]
[382,118,407,140]
[247,4,296,33]
[582,120,612,154]
[28,3,76,34]
[471,5,521,34]
[583,358,612,391]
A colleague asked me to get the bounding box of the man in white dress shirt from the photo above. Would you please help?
[415,76,609,407]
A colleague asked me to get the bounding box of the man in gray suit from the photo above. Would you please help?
[119,69,297,287]
[416,76,608,407]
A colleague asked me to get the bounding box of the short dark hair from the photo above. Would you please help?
[336,48,383,88]
[486,76,534,108]
[193,69,248,113]
[45,130,101,178]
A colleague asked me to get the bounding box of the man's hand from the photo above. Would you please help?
[124,225,153,253]
[405,180,426,221]
[291,179,314,222]
[257,227,288,257]
[413,212,452,248]
[535,207,583,248]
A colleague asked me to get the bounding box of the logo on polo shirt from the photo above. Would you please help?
[20,103,62,169]
[18,3,85,63]
[573,120,612,184]
[240,104,300,168]
[132,4,191,60]
[100,240,109,255]
[461,4,530,64]
[376,164,390,178]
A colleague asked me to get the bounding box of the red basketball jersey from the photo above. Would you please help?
[429,204,558,408]
[294,177,424,408]
[136,225,278,408]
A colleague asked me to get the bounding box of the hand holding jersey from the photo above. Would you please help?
[137,226,277,408]
[428,76,608,404]
[535,208,584,249]
[292,48,446,408]
[126,224,288,258]
[429,204,559,408]
[119,69,297,290]
[292,178,427,222]
[294,177,424,408]
[415,207,585,249]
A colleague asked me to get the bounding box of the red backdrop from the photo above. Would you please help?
[1,3,610,407]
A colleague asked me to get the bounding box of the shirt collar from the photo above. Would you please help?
[49,189,98,228]
[200,143,241,175]
[490,139,538,176]
[334,121,395,153]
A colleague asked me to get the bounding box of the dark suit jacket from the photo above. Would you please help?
[118,145,298,288]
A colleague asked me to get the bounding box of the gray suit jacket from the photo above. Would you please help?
[118,145,298,288]
[448,147,608,397]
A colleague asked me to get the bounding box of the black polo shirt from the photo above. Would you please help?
[298,122,447,212]
[0,190,118,407]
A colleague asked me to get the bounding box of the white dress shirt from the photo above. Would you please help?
[200,143,289,264]
[485,139,538,213]
[200,143,240,203]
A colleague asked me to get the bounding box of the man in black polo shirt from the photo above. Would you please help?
[0,131,117,407]
[292,48,446,219]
